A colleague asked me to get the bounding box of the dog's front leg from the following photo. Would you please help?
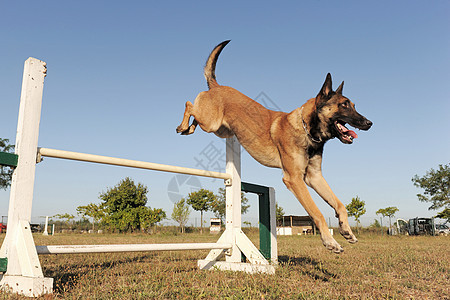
[282,166,344,253]
[305,156,358,243]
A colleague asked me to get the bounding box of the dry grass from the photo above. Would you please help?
[0,232,448,299]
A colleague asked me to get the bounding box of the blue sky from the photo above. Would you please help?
[1,1,449,227]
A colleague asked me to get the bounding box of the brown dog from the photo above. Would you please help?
[177,41,372,253]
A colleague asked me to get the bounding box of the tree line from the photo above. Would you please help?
[345,196,400,233]
[72,178,252,234]
[171,187,250,233]
[76,177,166,233]
[342,164,450,230]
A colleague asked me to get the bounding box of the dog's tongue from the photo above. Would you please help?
[347,130,358,139]
[340,124,358,139]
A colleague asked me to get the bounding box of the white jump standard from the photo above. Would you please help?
[0,58,277,297]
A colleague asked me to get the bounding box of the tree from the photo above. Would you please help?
[0,138,15,190]
[210,187,250,224]
[171,198,190,233]
[435,208,450,223]
[98,177,165,232]
[99,177,147,232]
[53,213,75,230]
[138,207,166,232]
[376,207,399,229]
[345,196,366,233]
[76,203,106,230]
[412,164,449,217]
[186,189,215,233]
[100,177,148,212]
[276,203,285,226]
[370,219,382,229]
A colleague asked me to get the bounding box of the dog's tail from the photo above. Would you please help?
[204,40,230,89]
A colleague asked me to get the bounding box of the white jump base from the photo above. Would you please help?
[0,57,277,297]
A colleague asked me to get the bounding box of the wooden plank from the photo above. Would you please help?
[36,243,232,254]
[37,147,232,181]
[0,152,18,167]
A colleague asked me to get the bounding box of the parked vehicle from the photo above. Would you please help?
[434,223,449,236]
[394,218,409,235]
[0,216,6,233]
[407,218,435,235]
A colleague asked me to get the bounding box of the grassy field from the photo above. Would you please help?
[0,231,448,299]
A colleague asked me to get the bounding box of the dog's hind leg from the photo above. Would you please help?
[214,125,234,138]
[184,119,198,135]
[305,157,358,244]
[176,101,197,135]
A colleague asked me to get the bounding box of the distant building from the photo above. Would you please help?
[277,215,316,236]
[209,218,221,234]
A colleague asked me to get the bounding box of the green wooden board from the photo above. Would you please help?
[0,257,7,273]
[242,182,272,261]
[0,152,18,167]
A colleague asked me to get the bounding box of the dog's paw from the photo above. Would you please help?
[176,125,186,134]
[322,236,344,254]
[339,227,358,244]
[177,124,196,135]
[345,234,358,244]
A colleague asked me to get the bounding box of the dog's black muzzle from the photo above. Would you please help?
[357,118,373,131]
[333,113,372,144]
[345,112,373,131]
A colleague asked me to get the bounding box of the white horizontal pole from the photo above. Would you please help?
[36,243,232,254]
[37,148,231,180]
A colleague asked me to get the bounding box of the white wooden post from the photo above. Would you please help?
[269,187,278,264]
[43,216,49,236]
[225,136,242,262]
[0,58,53,297]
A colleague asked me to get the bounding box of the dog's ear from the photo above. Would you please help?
[316,73,333,105]
[336,81,344,95]
[320,73,333,97]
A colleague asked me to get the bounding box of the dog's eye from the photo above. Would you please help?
[340,102,349,109]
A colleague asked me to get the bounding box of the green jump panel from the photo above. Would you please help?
[241,182,271,260]
[0,152,18,167]
[0,257,7,273]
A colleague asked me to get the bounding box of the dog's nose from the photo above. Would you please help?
[364,119,373,128]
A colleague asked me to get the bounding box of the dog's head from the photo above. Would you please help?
[315,73,372,144]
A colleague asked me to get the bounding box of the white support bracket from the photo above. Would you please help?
[198,227,275,274]
[235,229,268,265]
[16,220,43,277]
[198,260,275,275]
[0,221,53,297]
